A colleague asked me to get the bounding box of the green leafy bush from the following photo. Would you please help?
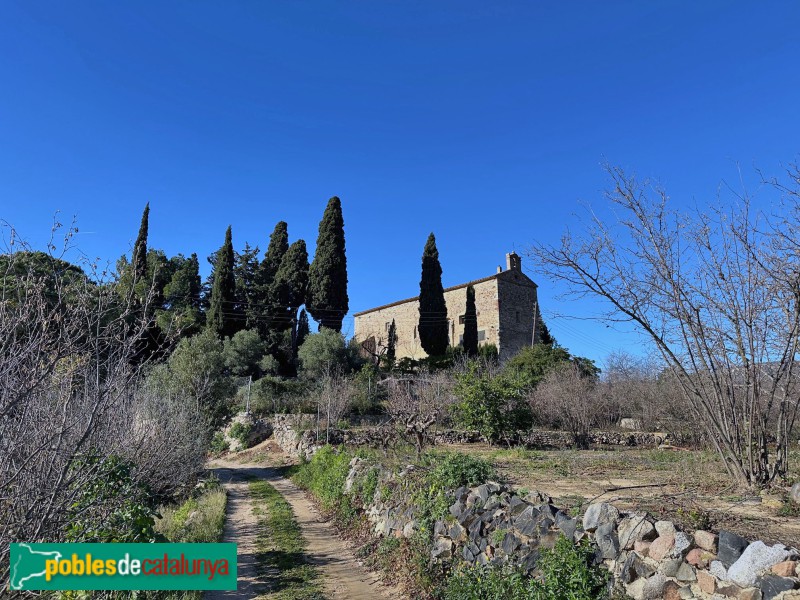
[443,536,608,600]
[452,364,533,442]
[66,455,158,543]
[414,452,496,534]
[229,421,252,448]
[292,446,354,512]
[210,432,230,455]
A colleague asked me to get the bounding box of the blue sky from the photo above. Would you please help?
[2,2,799,366]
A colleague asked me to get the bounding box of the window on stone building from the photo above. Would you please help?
[385,321,391,331]
[458,315,465,324]
[478,330,486,341]
[413,326,417,339]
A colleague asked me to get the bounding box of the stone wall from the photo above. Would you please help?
[269,415,679,457]
[345,456,800,600]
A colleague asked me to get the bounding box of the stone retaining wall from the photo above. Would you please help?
[347,456,800,600]
[270,413,684,458]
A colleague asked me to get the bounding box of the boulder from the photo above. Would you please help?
[718,530,750,568]
[626,577,647,600]
[582,502,620,532]
[686,547,715,568]
[595,522,620,559]
[697,569,717,595]
[642,573,668,599]
[648,533,676,561]
[618,514,656,550]
[709,559,728,581]
[662,580,683,600]
[771,560,798,578]
[655,520,677,537]
[634,540,652,557]
[675,562,696,583]
[671,531,693,558]
[621,551,655,584]
[431,537,453,559]
[694,530,718,553]
[760,574,796,600]
[727,541,790,587]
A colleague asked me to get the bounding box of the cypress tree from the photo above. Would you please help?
[235,242,261,330]
[462,285,478,356]
[385,318,397,369]
[296,309,310,349]
[270,240,309,370]
[418,233,448,356]
[132,203,150,281]
[307,197,349,331]
[207,226,239,339]
[261,222,289,287]
[254,222,289,339]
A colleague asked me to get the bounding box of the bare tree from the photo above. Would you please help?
[528,166,800,488]
[384,371,454,456]
[319,372,354,443]
[0,222,210,591]
[532,362,598,447]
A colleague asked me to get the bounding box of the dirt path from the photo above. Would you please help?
[206,457,400,600]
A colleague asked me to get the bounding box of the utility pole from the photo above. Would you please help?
[245,375,252,414]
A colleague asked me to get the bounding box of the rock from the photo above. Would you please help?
[555,511,578,540]
[790,482,800,505]
[662,580,683,600]
[619,514,657,549]
[403,521,417,538]
[672,531,694,558]
[620,417,643,430]
[582,502,620,532]
[771,560,798,578]
[697,569,717,594]
[739,589,762,600]
[634,540,652,557]
[656,520,677,537]
[643,573,668,599]
[501,532,521,554]
[760,574,796,600]
[621,551,655,583]
[431,537,453,559]
[649,533,676,561]
[716,581,743,597]
[595,522,620,559]
[660,558,683,577]
[676,562,696,582]
[710,560,729,581]
[727,541,790,587]
[626,577,647,600]
[718,530,750,568]
[695,530,718,552]
[678,586,694,599]
[686,548,715,568]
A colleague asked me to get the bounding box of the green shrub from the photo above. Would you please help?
[292,445,354,512]
[229,421,252,448]
[452,364,532,442]
[414,452,496,534]
[443,536,608,600]
[210,432,230,455]
[66,455,158,543]
[155,484,227,543]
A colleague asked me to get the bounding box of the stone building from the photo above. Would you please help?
[354,252,542,362]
